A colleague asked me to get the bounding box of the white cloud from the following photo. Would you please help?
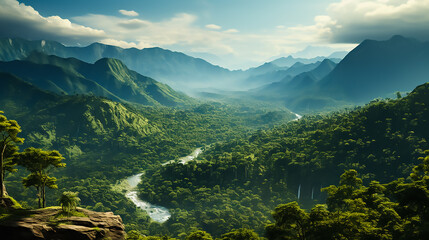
[303,0,429,43]
[99,38,152,49]
[118,19,149,29]
[0,0,376,69]
[0,0,105,45]
[119,10,139,17]
[224,29,239,33]
[205,24,222,30]
[74,13,235,55]
[72,11,355,69]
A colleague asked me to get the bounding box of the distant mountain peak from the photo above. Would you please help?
[389,35,408,41]
[319,58,335,66]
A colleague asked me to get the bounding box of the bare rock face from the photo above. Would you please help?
[0,207,125,240]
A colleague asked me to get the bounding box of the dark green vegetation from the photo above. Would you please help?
[58,191,81,214]
[128,152,429,239]
[267,156,429,239]
[0,71,295,234]
[135,82,429,238]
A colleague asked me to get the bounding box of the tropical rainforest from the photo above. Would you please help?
[1,36,429,240]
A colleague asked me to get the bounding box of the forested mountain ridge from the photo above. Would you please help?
[135,81,429,237]
[0,38,241,91]
[0,73,159,151]
[0,52,194,106]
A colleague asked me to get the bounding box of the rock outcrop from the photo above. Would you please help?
[0,207,125,240]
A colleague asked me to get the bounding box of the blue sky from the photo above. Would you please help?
[17,0,335,32]
[2,0,429,69]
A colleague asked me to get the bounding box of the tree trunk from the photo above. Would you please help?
[37,186,41,208]
[42,184,46,208]
[0,143,6,198]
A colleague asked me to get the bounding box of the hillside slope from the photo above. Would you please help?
[318,35,429,102]
[0,52,194,106]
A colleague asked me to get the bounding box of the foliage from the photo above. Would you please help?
[266,152,429,239]
[220,228,261,240]
[186,230,213,240]
[2,90,294,235]
[14,147,65,208]
[0,111,24,197]
[135,82,429,237]
[58,191,80,213]
[3,70,429,239]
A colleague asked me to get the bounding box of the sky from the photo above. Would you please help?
[1,0,429,69]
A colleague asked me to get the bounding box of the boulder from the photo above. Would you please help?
[0,207,125,240]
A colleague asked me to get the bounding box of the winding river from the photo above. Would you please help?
[293,113,303,121]
[122,148,202,223]
[121,113,301,223]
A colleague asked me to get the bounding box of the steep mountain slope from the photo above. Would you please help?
[252,36,429,112]
[0,60,121,101]
[0,52,194,106]
[0,38,241,91]
[0,73,159,141]
[0,72,59,114]
[318,35,429,102]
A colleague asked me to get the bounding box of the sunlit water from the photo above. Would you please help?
[125,191,171,223]
[293,113,302,121]
[124,148,202,223]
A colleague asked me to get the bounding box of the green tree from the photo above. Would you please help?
[410,149,429,181]
[0,111,24,197]
[396,91,402,99]
[323,169,363,211]
[220,228,260,240]
[186,230,213,240]
[269,202,308,240]
[15,147,65,207]
[58,191,81,213]
[126,230,145,240]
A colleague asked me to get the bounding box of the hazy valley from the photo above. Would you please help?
[1,1,429,238]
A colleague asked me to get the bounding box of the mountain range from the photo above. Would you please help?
[0,38,239,91]
[1,35,428,113]
[269,55,341,68]
[253,35,429,112]
[0,52,194,106]
[0,38,344,92]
